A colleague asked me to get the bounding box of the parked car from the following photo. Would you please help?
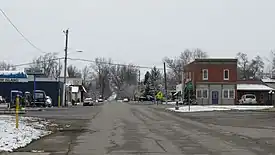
[0,96,6,103]
[123,98,129,102]
[45,96,52,107]
[9,90,23,108]
[97,96,104,102]
[83,98,94,106]
[32,90,47,107]
[239,94,257,104]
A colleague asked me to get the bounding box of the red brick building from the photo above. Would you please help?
[183,58,238,104]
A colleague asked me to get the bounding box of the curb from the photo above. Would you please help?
[0,110,26,114]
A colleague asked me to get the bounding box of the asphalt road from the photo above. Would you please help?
[6,102,275,155]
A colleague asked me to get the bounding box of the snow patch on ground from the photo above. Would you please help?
[162,102,178,105]
[108,92,117,101]
[0,115,51,152]
[167,105,273,113]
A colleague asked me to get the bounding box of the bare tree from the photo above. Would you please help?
[236,52,250,79]
[109,65,126,92]
[0,61,16,70]
[82,65,91,87]
[249,55,264,78]
[164,48,208,84]
[30,52,61,78]
[91,57,112,97]
[109,64,139,98]
[236,52,264,79]
[67,65,82,78]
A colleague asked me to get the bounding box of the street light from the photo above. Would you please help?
[62,29,85,107]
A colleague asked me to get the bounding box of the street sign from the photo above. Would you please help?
[24,68,44,75]
[156,91,163,99]
[186,81,193,90]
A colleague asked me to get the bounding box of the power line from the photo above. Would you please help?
[13,57,166,71]
[14,57,64,67]
[0,8,45,53]
[67,57,164,70]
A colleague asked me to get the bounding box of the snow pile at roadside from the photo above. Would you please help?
[0,115,52,152]
[162,102,178,105]
[167,105,273,113]
[108,92,117,101]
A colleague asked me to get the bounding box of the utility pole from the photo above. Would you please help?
[58,58,61,107]
[138,70,141,92]
[63,29,69,107]
[164,62,168,104]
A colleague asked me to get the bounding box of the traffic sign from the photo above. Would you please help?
[24,68,44,75]
[156,91,163,99]
[186,81,193,90]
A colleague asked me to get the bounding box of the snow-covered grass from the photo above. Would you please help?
[0,115,52,152]
[167,105,274,113]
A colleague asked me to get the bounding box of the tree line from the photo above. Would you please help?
[0,49,274,99]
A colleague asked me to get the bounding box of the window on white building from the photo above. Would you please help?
[229,90,235,99]
[196,89,202,98]
[223,89,235,99]
[224,69,229,80]
[202,89,208,98]
[202,69,208,80]
[196,89,208,99]
[223,90,229,98]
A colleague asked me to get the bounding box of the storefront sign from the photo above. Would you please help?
[0,78,19,82]
[24,68,44,75]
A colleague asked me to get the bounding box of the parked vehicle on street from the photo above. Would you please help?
[83,98,94,106]
[239,94,257,104]
[45,96,52,107]
[123,98,129,102]
[24,92,32,107]
[0,96,6,103]
[9,90,23,108]
[32,90,47,107]
[97,96,104,102]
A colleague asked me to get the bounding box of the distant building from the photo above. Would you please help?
[183,58,238,104]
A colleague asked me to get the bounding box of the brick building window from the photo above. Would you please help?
[224,69,229,80]
[196,89,208,99]
[202,69,208,80]
[223,89,235,99]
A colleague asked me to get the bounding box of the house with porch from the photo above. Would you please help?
[183,58,238,105]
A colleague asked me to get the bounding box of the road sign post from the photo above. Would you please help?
[186,81,193,112]
[15,95,19,128]
[24,68,44,107]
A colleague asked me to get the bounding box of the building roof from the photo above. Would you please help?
[237,84,274,91]
[194,58,237,63]
[262,78,275,83]
[237,79,264,84]
[0,71,27,78]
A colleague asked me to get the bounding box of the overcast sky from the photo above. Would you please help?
[1,0,275,73]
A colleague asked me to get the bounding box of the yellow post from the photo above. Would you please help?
[58,95,60,107]
[15,95,19,128]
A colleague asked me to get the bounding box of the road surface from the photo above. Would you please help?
[8,101,275,155]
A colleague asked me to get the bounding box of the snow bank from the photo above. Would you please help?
[0,115,51,152]
[162,102,177,105]
[167,105,273,113]
[108,92,117,101]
